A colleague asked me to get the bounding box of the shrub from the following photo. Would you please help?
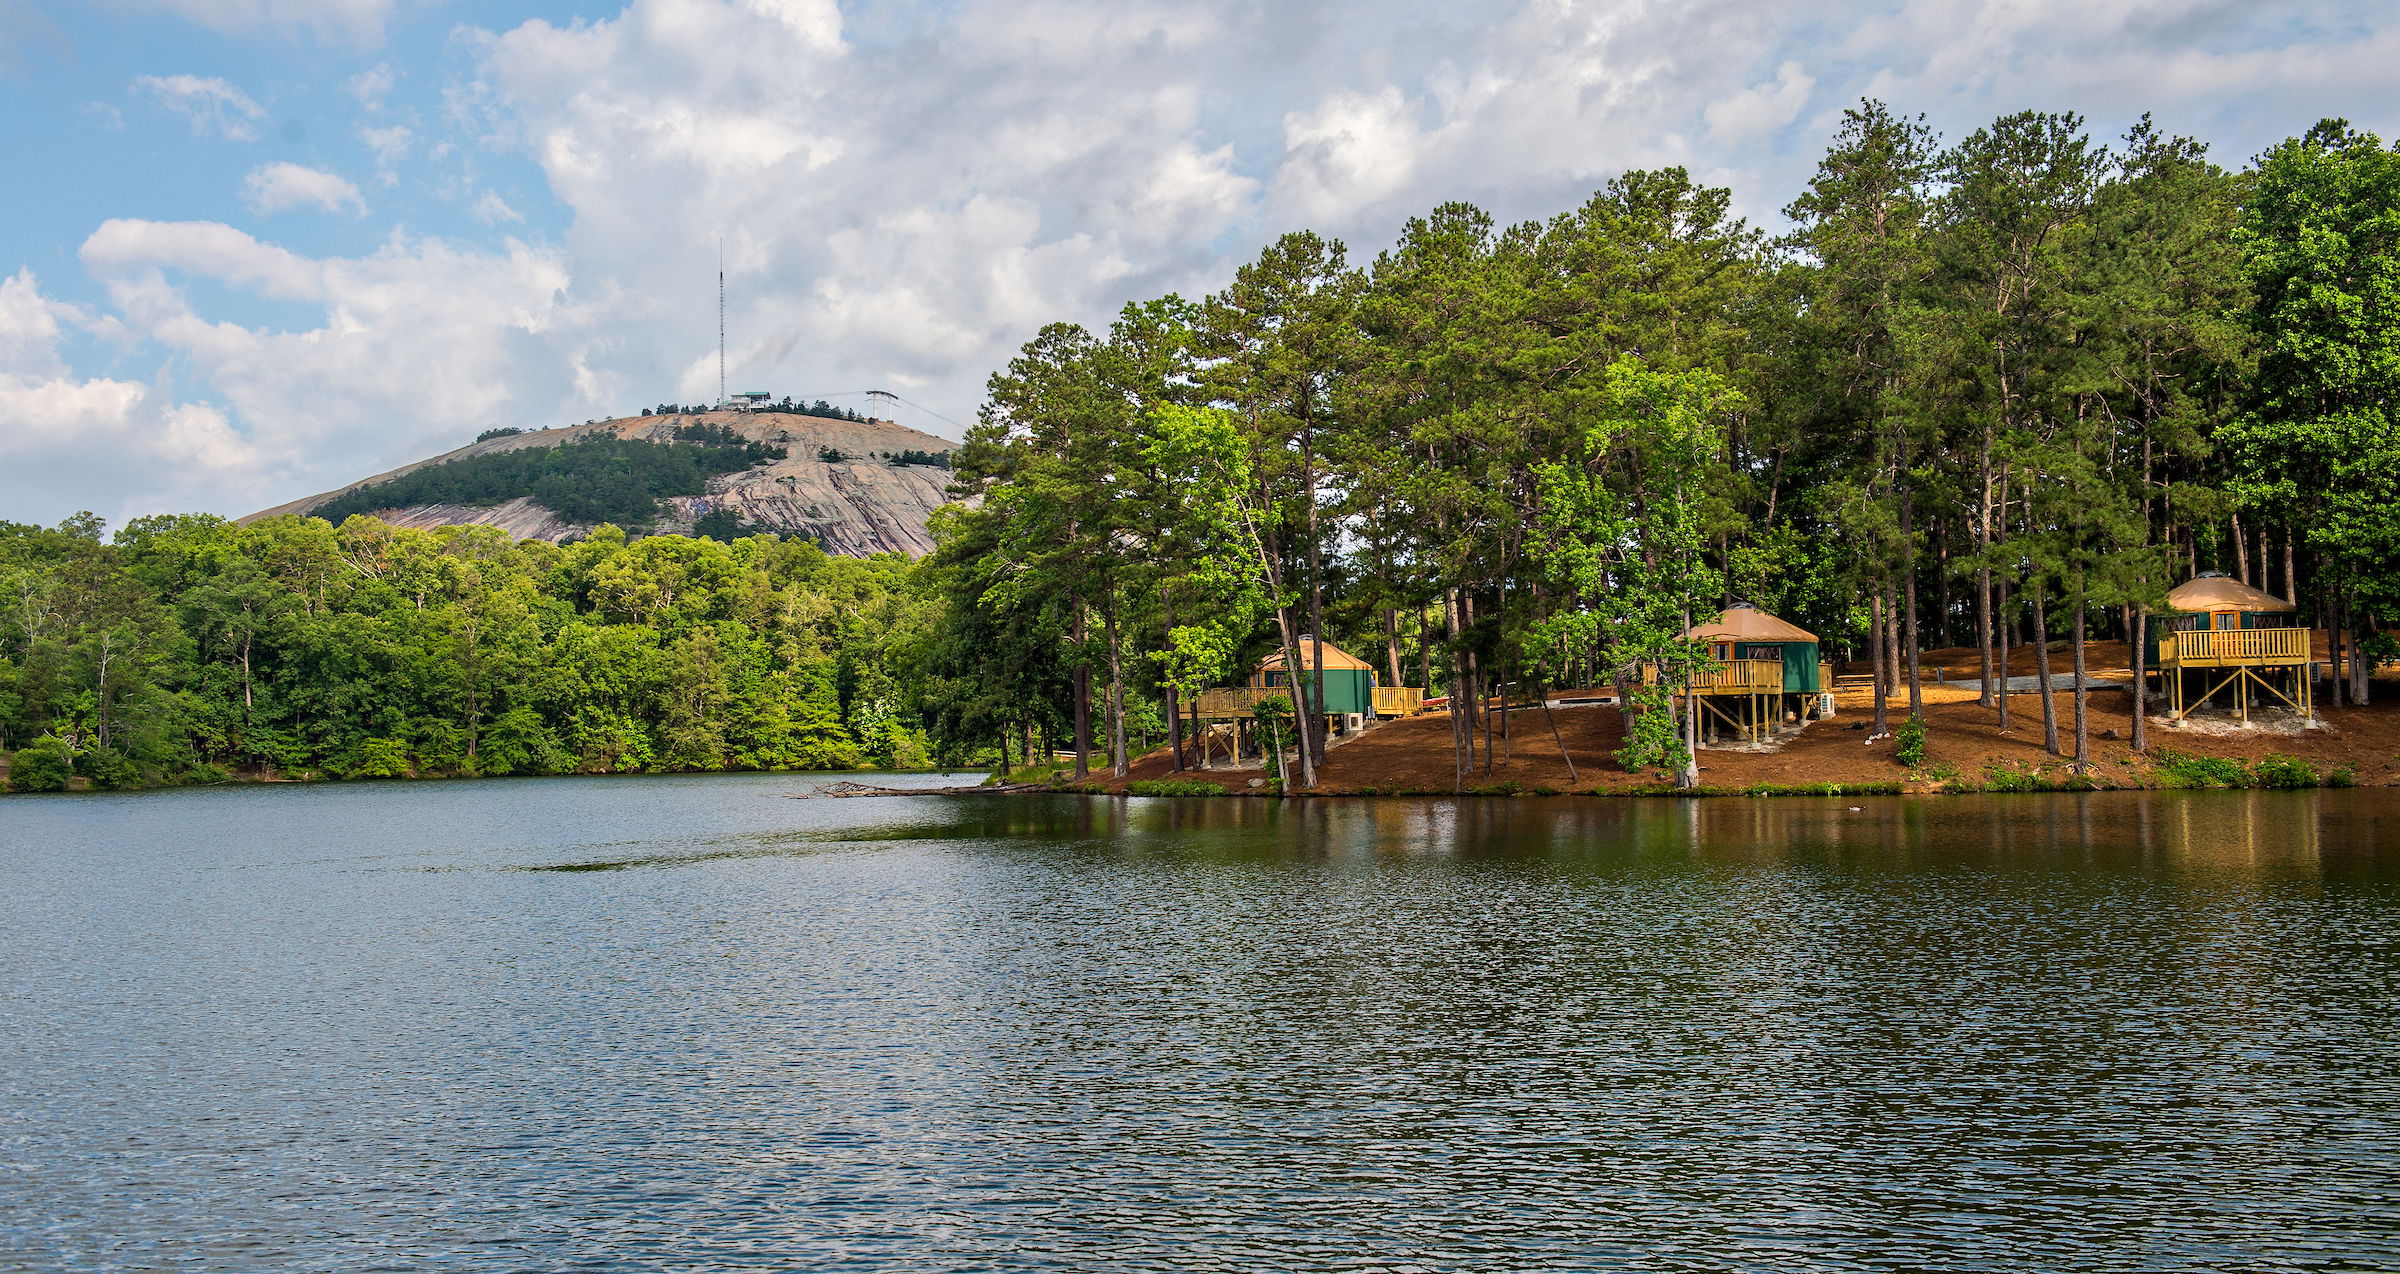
[7,736,73,793]
[2328,765,2358,789]
[1983,761,2052,793]
[2151,749,2250,789]
[1125,779,1227,797]
[347,738,413,779]
[1894,715,1927,768]
[2253,754,2320,789]
[75,747,139,791]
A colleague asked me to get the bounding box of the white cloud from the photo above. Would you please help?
[133,73,266,141]
[65,219,597,518]
[1707,61,1817,144]
[241,162,368,217]
[358,123,413,183]
[349,62,395,110]
[0,270,260,523]
[470,191,525,225]
[473,0,1259,412]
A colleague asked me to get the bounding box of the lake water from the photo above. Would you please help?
[3,777,2396,1272]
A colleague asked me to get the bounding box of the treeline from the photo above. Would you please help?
[923,105,2400,790]
[314,427,784,530]
[643,400,870,422]
[0,513,941,791]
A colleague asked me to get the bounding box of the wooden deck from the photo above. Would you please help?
[2160,628,2311,668]
[1188,688,1272,720]
[1187,685,1426,720]
[2158,627,2316,722]
[1686,659,1786,695]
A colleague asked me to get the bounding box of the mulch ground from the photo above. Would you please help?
[1075,640,2400,795]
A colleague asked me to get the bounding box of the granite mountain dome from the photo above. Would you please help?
[246,411,960,556]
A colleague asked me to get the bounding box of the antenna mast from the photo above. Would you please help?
[716,240,726,410]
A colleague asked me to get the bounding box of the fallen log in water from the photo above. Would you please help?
[795,779,1054,798]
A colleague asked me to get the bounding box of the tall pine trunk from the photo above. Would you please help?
[2032,584,2059,756]
[1903,488,1925,721]
[2129,606,2148,754]
[1071,603,1091,780]
[2070,595,2090,774]
[1445,592,1471,791]
[1104,592,1127,779]
[1870,588,1890,735]
[1996,576,2012,732]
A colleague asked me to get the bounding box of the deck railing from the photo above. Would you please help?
[1640,658,1785,694]
[1372,686,1424,717]
[1188,688,1275,719]
[1688,658,1786,695]
[2161,628,2311,667]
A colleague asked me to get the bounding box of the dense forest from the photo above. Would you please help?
[922,105,2400,790]
[313,425,786,530]
[6,104,2396,795]
[0,514,937,791]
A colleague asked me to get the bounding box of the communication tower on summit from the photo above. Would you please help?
[716,240,726,410]
[865,389,898,424]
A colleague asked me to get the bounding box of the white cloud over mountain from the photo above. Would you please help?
[8,0,2399,526]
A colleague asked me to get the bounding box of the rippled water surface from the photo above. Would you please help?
[4,776,2398,1271]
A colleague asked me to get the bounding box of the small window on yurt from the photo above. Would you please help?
[2212,611,2238,631]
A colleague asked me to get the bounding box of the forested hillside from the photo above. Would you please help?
[311,425,785,530]
[924,106,2400,789]
[0,513,942,790]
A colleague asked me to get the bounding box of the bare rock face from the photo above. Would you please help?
[244,411,961,556]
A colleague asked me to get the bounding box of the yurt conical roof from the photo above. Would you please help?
[1683,604,1817,644]
[1257,637,1375,673]
[2166,572,2296,614]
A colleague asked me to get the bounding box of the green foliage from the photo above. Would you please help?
[476,427,525,442]
[1894,715,1927,767]
[2223,121,2400,617]
[346,738,412,779]
[7,736,72,793]
[2253,754,2321,789]
[886,449,952,468]
[314,431,783,530]
[1982,761,2057,793]
[690,509,763,543]
[818,447,848,463]
[2149,749,2252,789]
[75,746,139,790]
[0,512,935,791]
[1125,779,1227,796]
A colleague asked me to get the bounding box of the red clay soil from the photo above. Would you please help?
[1083,642,2400,795]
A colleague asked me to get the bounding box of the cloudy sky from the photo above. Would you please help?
[1,0,2393,527]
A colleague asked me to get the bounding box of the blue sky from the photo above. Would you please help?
[2,0,2395,527]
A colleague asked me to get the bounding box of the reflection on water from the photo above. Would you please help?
[2,777,2396,1272]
